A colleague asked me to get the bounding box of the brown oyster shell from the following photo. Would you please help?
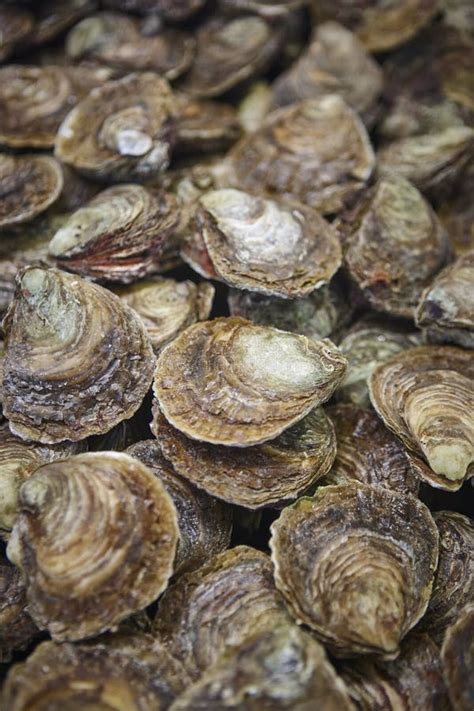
[438,163,474,256]
[2,267,155,443]
[0,154,63,230]
[416,251,474,348]
[174,96,242,155]
[219,0,305,16]
[32,0,98,47]
[442,0,474,42]
[152,406,336,509]
[7,451,178,641]
[191,188,341,298]
[48,184,180,283]
[117,278,214,353]
[55,72,176,182]
[153,317,347,447]
[0,7,33,62]
[0,549,39,664]
[102,0,206,19]
[66,12,195,80]
[273,22,383,125]
[179,15,283,99]
[170,624,354,711]
[340,176,450,319]
[324,404,420,495]
[369,345,474,490]
[441,604,474,711]
[127,439,232,573]
[229,96,375,215]
[153,546,290,680]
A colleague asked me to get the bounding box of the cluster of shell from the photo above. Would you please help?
[0,0,473,709]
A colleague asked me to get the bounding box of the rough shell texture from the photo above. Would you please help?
[270,483,439,658]
[219,0,305,16]
[153,317,347,447]
[6,452,178,641]
[153,546,290,680]
[102,0,206,19]
[2,267,155,443]
[369,345,474,490]
[126,439,232,573]
[441,604,474,711]
[31,1,98,46]
[229,96,375,215]
[153,406,336,509]
[174,97,242,155]
[0,549,39,663]
[437,163,474,256]
[0,7,33,62]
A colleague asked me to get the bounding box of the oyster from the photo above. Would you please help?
[270,483,439,657]
[0,6,33,62]
[229,96,375,215]
[0,549,39,663]
[438,163,474,255]
[174,97,242,155]
[7,451,178,640]
[238,81,273,133]
[48,184,180,283]
[127,440,231,573]
[32,0,98,47]
[369,345,474,490]
[102,0,206,19]
[153,317,347,447]
[153,406,336,509]
[2,267,155,443]
[219,0,305,16]
[441,604,474,711]
[442,0,474,41]
[415,251,474,348]
[0,154,63,230]
[55,72,176,182]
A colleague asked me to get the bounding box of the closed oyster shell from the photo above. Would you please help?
[369,345,474,490]
[7,451,179,641]
[0,549,39,663]
[32,0,98,47]
[415,251,474,348]
[340,176,450,319]
[153,317,347,447]
[48,184,180,283]
[117,278,214,353]
[270,483,439,657]
[174,97,242,155]
[153,546,290,680]
[153,406,336,509]
[441,604,474,711]
[55,72,176,182]
[102,0,206,19]
[0,154,63,230]
[127,439,231,573]
[324,404,420,495]
[0,7,33,62]
[229,96,375,215]
[2,267,155,443]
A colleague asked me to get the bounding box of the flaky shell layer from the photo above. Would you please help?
[7,451,179,641]
[153,317,347,447]
[270,483,439,658]
[0,549,39,664]
[441,604,474,711]
[2,267,155,443]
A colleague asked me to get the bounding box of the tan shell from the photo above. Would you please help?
[2,267,155,443]
[441,604,474,711]
[174,96,242,155]
[219,0,305,16]
[0,154,63,230]
[229,96,375,215]
[55,72,176,182]
[0,7,33,62]
[270,483,439,658]
[31,0,98,46]
[369,345,474,490]
[127,439,231,573]
[153,317,347,447]
[238,80,273,133]
[102,0,206,19]
[7,451,178,641]
[0,549,39,664]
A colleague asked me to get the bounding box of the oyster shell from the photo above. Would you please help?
[153,317,347,447]
[229,96,375,215]
[174,96,242,155]
[102,0,206,19]
[7,451,178,641]
[152,406,336,509]
[369,345,474,490]
[32,0,98,47]
[415,251,474,348]
[219,0,305,16]
[55,72,176,182]
[127,439,231,573]
[0,549,39,664]
[442,0,474,41]
[2,267,155,443]
[270,483,439,657]
[441,604,474,711]
[238,81,273,133]
[0,6,33,62]
[438,163,474,256]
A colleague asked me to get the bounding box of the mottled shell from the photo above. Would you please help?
[438,164,474,256]
[324,404,420,495]
[7,452,178,641]
[48,185,180,283]
[219,0,305,16]
[416,251,474,348]
[170,624,354,711]
[174,97,242,155]
[229,96,375,215]
[31,0,98,47]
[369,345,474,490]
[102,0,206,19]
[340,176,450,319]
[55,72,176,182]
[127,439,232,573]
[441,604,474,711]
[270,483,439,658]
[153,317,347,447]
[442,0,474,41]
[0,550,39,663]
[117,278,214,353]
[0,7,33,62]
[0,154,63,230]
[154,546,290,680]
[153,406,336,509]
[2,267,155,443]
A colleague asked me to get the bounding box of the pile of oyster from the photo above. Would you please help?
[0,1,473,709]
